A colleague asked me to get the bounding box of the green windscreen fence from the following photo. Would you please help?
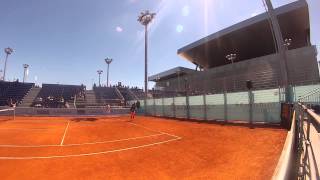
[129,84,320,123]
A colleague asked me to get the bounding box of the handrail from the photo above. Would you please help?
[297,87,320,101]
[306,108,320,126]
[298,102,320,126]
[272,110,296,180]
[296,102,320,179]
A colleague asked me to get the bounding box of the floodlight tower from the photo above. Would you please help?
[3,47,14,81]
[226,54,237,64]
[22,64,29,83]
[105,58,113,87]
[284,38,292,49]
[97,70,103,87]
[226,53,237,91]
[138,10,156,99]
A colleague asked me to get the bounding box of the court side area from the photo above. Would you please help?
[0,115,286,179]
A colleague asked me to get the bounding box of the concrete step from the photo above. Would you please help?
[20,87,41,107]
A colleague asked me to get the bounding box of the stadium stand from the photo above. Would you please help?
[130,88,145,99]
[33,84,84,108]
[20,87,41,107]
[0,81,34,106]
[92,86,123,106]
[150,89,185,98]
[117,87,136,103]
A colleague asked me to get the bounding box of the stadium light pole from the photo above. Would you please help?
[284,38,292,49]
[105,58,113,87]
[22,64,29,83]
[97,70,103,87]
[3,47,14,81]
[226,53,237,91]
[138,10,156,99]
[283,38,292,84]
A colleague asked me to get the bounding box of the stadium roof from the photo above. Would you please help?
[149,67,196,82]
[177,0,310,69]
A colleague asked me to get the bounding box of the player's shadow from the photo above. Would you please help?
[70,118,98,122]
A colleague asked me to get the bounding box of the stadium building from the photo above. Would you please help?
[149,1,319,94]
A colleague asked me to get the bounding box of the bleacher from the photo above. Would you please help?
[130,88,145,99]
[93,87,122,106]
[34,84,84,108]
[150,90,184,98]
[0,81,34,106]
[118,87,135,101]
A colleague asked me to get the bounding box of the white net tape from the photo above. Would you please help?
[0,108,15,121]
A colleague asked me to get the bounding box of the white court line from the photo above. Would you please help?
[128,122,182,139]
[0,133,164,148]
[0,128,62,131]
[0,137,181,160]
[60,121,70,146]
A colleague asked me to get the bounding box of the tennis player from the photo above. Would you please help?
[130,103,136,120]
[106,104,111,113]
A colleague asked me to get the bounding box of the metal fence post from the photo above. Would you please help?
[173,96,176,118]
[248,90,253,125]
[224,91,228,122]
[144,99,147,115]
[186,94,190,119]
[203,93,207,121]
[162,97,165,117]
[278,86,281,102]
[153,98,156,116]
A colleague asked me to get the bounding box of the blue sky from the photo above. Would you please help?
[0,0,319,89]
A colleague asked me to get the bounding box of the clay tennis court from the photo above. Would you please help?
[0,115,286,179]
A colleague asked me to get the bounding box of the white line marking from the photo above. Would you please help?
[128,122,182,139]
[60,121,70,146]
[0,137,181,160]
[0,128,59,131]
[0,133,164,148]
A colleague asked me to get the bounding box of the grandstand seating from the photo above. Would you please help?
[0,81,34,106]
[118,87,135,102]
[130,88,145,99]
[150,90,185,98]
[93,87,123,106]
[34,84,84,108]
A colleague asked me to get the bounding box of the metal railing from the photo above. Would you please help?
[295,102,320,180]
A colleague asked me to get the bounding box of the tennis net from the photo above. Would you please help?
[0,108,15,121]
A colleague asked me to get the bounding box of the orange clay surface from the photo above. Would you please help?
[0,115,287,180]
